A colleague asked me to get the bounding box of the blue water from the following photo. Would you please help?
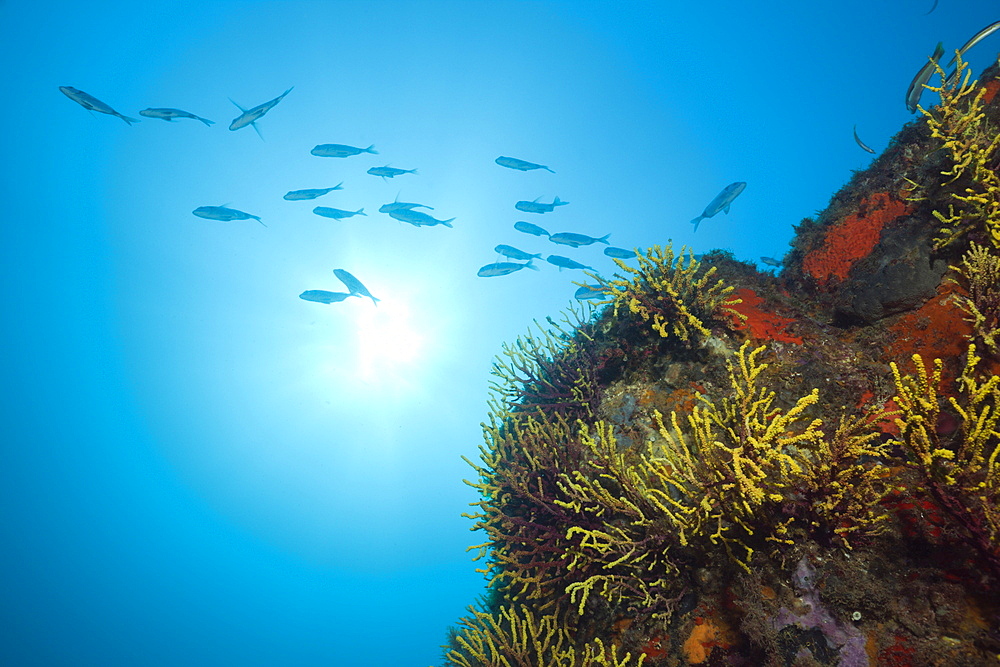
[2,1,997,664]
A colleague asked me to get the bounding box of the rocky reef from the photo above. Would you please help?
[442,55,1000,666]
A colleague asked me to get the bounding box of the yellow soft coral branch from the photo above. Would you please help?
[917,53,1000,249]
[586,244,742,344]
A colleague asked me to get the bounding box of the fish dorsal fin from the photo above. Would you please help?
[532,197,541,203]
[229,98,247,112]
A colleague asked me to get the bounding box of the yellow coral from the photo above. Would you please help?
[444,604,646,667]
[890,346,1000,569]
[949,242,1000,355]
[587,244,743,343]
[918,53,1000,249]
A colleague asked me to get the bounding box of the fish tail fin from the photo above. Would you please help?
[200,117,216,126]
[357,208,367,216]
[120,114,141,125]
[532,252,542,259]
[370,296,380,306]
[525,259,540,271]
[545,166,555,173]
[255,217,267,227]
[598,234,610,244]
[691,216,703,232]
[553,197,568,206]
[366,145,378,154]
[334,182,344,190]
[441,218,455,228]
[410,168,418,175]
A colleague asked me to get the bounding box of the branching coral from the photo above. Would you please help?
[445,604,646,667]
[949,242,1000,356]
[889,346,1000,574]
[489,302,601,421]
[587,244,743,344]
[649,342,891,568]
[916,53,1000,249]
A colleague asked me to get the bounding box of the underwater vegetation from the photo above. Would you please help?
[443,56,1000,666]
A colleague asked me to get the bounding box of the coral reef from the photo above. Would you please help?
[443,56,1000,666]
[588,244,743,345]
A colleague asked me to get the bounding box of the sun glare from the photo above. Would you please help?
[350,298,426,388]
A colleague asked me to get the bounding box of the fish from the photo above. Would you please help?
[548,232,610,247]
[495,156,555,173]
[603,246,637,259]
[313,206,366,219]
[139,108,214,126]
[333,268,380,306]
[379,201,433,213]
[945,21,1000,86]
[852,125,875,154]
[905,42,944,113]
[299,290,358,304]
[477,261,539,277]
[690,182,747,232]
[283,184,344,201]
[514,221,550,237]
[367,166,417,179]
[574,284,609,300]
[495,244,542,261]
[388,209,454,227]
[515,197,569,214]
[760,256,782,267]
[546,255,593,271]
[311,143,378,158]
[229,87,292,139]
[192,205,265,226]
[58,86,140,125]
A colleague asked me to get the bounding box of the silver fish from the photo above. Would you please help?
[283,184,344,201]
[760,256,782,267]
[313,206,365,219]
[549,232,610,247]
[333,269,379,306]
[945,21,1000,86]
[311,143,378,158]
[388,209,454,227]
[852,125,875,154]
[515,197,568,214]
[59,86,140,125]
[495,244,541,261]
[546,255,593,271]
[192,205,265,226]
[299,290,357,304]
[367,166,417,179]
[229,87,292,138]
[690,181,747,232]
[906,42,944,113]
[379,201,433,213]
[139,107,214,126]
[603,246,637,259]
[477,261,539,277]
[495,156,555,173]
[574,284,609,300]
[514,221,550,237]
